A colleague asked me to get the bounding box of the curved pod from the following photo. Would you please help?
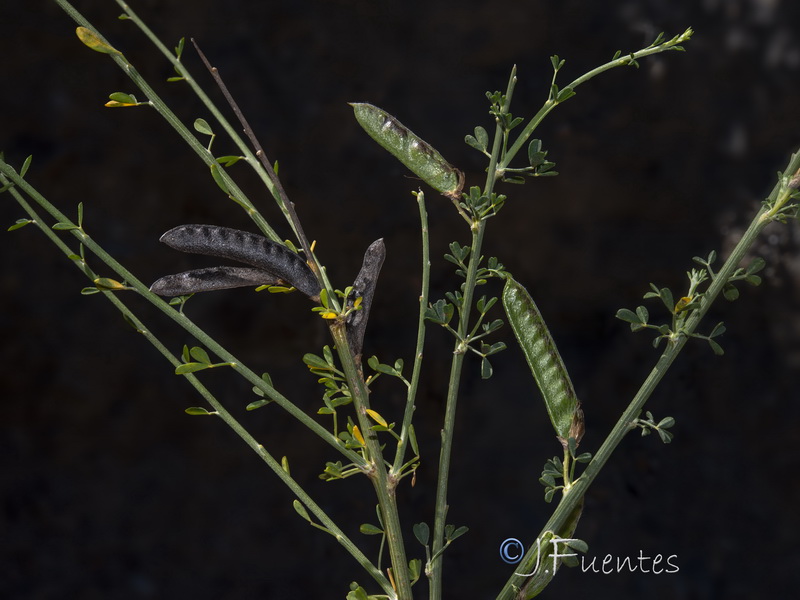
[158,224,320,300]
[150,266,280,296]
[346,238,386,360]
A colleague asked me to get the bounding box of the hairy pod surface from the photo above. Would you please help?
[159,224,321,300]
[350,102,463,198]
[347,238,386,360]
[150,266,280,296]
[502,276,580,441]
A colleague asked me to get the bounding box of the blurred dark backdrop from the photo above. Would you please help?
[2,1,799,598]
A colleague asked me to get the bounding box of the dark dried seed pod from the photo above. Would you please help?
[346,238,386,361]
[150,266,281,297]
[159,224,321,300]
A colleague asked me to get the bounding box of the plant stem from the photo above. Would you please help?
[430,67,514,600]
[428,62,521,598]
[392,190,431,475]
[329,323,410,600]
[501,28,693,171]
[494,147,800,600]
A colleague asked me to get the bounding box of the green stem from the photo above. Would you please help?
[392,190,431,475]
[494,147,800,600]
[330,324,410,600]
[429,67,516,600]
[3,171,393,596]
[501,28,693,171]
[428,223,485,600]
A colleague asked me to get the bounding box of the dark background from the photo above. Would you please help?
[2,1,799,598]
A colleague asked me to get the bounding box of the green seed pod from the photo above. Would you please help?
[350,102,463,198]
[502,276,581,443]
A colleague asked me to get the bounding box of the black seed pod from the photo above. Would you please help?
[347,238,386,360]
[150,266,280,297]
[159,225,321,300]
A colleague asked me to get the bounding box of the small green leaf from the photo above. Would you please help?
[413,522,430,545]
[189,346,212,364]
[292,499,311,522]
[216,155,243,167]
[281,456,290,475]
[486,341,507,356]
[107,92,137,104]
[556,87,576,102]
[20,155,33,177]
[707,338,724,356]
[474,126,489,149]
[346,586,369,600]
[747,257,766,275]
[184,406,212,415]
[194,118,213,136]
[615,308,642,325]
[8,219,32,231]
[480,357,493,379]
[246,399,270,411]
[745,274,762,286]
[550,55,565,71]
[75,26,122,56]
[359,523,383,535]
[303,353,331,370]
[408,424,419,456]
[52,223,79,231]
[373,362,398,376]
[658,416,675,429]
[723,283,739,301]
[209,163,230,195]
[447,525,469,542]
[174,362,210,375]
[709,322,726,338]
[657,428,674,444]
[408,558,422,584]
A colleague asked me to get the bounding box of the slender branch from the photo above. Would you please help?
[392,190,431,475]
[329,323,410,600]
[501,28,693,170]
[429,67,517,600]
